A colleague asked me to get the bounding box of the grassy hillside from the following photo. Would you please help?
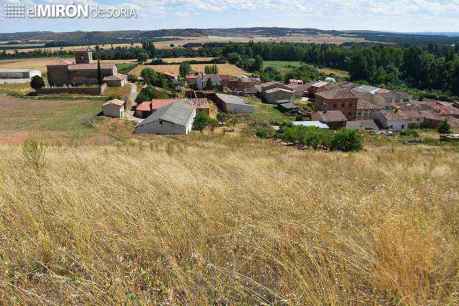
[0,135,457,305]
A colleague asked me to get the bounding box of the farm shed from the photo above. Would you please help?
[212,93,254,114]
[104,74,127,87]
[103,99,125,118]
[263,88,294,104]
[135,102,196,135]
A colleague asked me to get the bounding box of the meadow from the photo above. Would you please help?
[264,61,350,79]
[0,133,457,305]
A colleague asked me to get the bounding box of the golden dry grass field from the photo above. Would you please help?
[0,135,458,305]
[131,63,247,77]
[151,35,368,49]
[0,58,137,73]
[2,43,143,55]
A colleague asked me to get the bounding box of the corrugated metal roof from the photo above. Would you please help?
[216,93,248,106]
[292,121,330,129]
[138,101,194,127]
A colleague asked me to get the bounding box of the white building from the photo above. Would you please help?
[0,69,42,84]
[374,110,409,131]
[102,99,126,118]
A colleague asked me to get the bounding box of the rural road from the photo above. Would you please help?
[125,82,142,124]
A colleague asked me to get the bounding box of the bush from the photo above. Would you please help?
[438,120,451,134]
[193,112,217,132]
[330,129,363,152]
[278,126,334,150]
[255,126,276,139]
[400,129,419,137]
[30,75,45,90]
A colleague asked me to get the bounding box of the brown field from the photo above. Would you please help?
[162,57,215,63]
[152,34,368,49]
[2,43,143,55]
[131,63,247,77]
[0,132,457,304]
[0,58,137,73]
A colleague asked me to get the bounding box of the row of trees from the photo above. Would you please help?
[215,42,459,96]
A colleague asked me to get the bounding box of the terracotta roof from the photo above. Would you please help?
[356,94,386,110]
[68,63,115,70]
[47,59,74,66]
[315,87,356,100]
[311,110,347,122]
[379,110,408,121]
[136,102,153,112]
[137,99,178,112]
[185,98,209,109]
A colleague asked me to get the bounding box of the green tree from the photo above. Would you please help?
[330,129,363,152]
[179,62,192,78]
[137,51,149,64]
[253,55,264,72]
[97,59,103,87]
[193,112,214,132]
[136,86,154,103]
[30,75,45,90]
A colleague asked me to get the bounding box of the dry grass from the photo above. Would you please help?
[131,63,247,77]
[0,135,457,305]
[0,58,137,73]
[2,43,143,55]
[152,35,368,49]
[320,67,350,79]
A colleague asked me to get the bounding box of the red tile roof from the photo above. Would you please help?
[185,98,209,109]
[68,63,115,70]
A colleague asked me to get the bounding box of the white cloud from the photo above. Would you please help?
[0,0,458,32]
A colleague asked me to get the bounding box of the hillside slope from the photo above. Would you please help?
[0,137,458,305]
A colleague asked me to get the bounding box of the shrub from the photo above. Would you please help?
[193,112,216,132]
[438,120,451,134]
[330,129,363,152]
[400,129,419,137]
[278,126,334,150]
[256,126,276,139]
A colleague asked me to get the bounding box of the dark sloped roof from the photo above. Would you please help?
[138,101,194,127]
[346,120,379,130]
[215,93,248,106]
[312,110,347,122]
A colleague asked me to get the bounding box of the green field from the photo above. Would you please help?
[264,61,303,74]
[264,60,350,79]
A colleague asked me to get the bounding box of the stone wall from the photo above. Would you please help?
[36,84,107,96]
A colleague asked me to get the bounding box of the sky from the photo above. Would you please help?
[0,0,458,34]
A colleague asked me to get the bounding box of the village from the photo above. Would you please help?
[1,48,459,147]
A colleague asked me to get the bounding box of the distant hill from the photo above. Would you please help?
[1,27,458,46]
